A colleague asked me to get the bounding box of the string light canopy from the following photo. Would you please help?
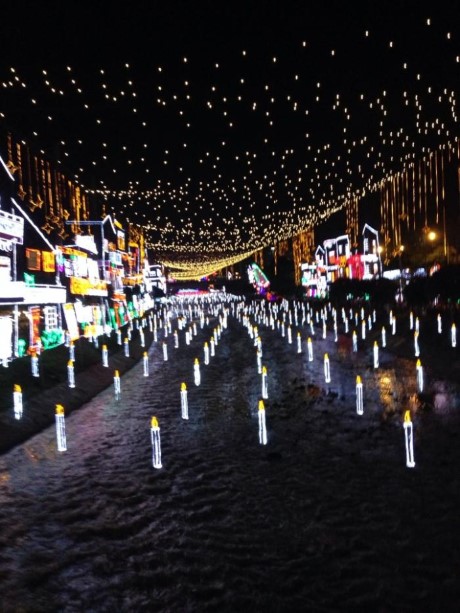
[1,4,459,278]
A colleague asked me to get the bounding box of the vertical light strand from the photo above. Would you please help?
[434,150,439,224]
[424,157,428,227]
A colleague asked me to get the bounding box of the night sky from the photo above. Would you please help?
[1,1,459,271]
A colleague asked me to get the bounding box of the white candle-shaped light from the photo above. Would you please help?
[352,330,358,352]
[452,324,457,348]
[174,330,179,348]
[415,317,419,333]
[116,329,122,345]
[322,319,327,339]
[403,410,415,468]
[67,359,76,388]
[13,384,23,420]
[437,313,442,334]
[69,341,75,361]
[102,344,109,367]
[310,319,315,336]
[150,416,162,469]
[210,337,215,356]
[297,332,302,354]
[194,358,201,386]
[258,399,268,445]
[153,328,158,342]
[367,314,372,331]
[414,331,420,357]
[261,365,268,399]
[361,320,366,340]
[334,323,338,342]
[257,348,262,373]
[344,317,349,334]
[355,376,363,415]
[307,337,313,362]
[162,341,168,361]
[416,359,424,392]
[324,353,331,383]
[381,326,386,347]
[373,341,379,369]
[55,404,67,452]
[180,382,189,420]
[392,315,396,335]
[114,369,121,397]
[124,337,130,357]
[281,323,285,338]
[409,311,414,330]
[204,342,210,365]
[143,351,149,376]
[31,351,39,377]
[287,326,292,344]
[140,328,145,348]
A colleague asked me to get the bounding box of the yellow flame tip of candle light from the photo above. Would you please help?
[143,351,147,357]
[262,365,267,374]
[55,404,64,415]
[195,358,199,364]
[151,416,159,428]
[404,410,412,423]
[324,353,329,359]
[114,370,119,377]
[181,382,187,391]
[416,359,421,368]
[103,344,107,350]
[356,375,362,384]
[14,384,21,392]
[258,399,265,411]
[67,360,73,366]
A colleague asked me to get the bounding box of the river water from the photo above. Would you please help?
[0,297,459,612]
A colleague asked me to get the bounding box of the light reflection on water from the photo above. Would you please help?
[0,302,459,612]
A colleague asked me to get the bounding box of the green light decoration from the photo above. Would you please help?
[41,329,64,350]
[24,273,35,287]
[17,339,27,357]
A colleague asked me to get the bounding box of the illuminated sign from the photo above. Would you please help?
[62,303,79,340]
[26,248,41,271]
[75,234,98,255]
[0,238,13,252]
[0,210,24,244]
[117,230,125,251]
[0,316,13,360]
[69,276,108,296]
